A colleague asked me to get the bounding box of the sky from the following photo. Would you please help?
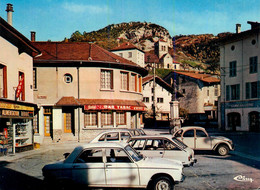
[0,0,260,41]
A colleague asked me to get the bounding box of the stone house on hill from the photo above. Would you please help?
[164,71,220,122]
[110,42,145,67]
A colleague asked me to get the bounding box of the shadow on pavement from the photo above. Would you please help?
[203,154,260,169]
[0,161,45,190]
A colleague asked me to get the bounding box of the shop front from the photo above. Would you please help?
[0,100,36,155]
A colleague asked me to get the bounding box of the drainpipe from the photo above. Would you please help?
[77,65,80,142]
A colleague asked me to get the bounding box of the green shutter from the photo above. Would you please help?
[246,82,250,99]
[226,85,230,101]
[237,84,240,100]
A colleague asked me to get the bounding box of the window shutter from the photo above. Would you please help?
[111,71,113,89]
[226,85,230,101]
[246,82,250,99]
[237,84,240,100]
[258,81,260,98]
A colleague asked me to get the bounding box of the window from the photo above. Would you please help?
[101,112,113,126]
[182,89,186,94]
[120,72,129,90]
[128,52,132,58]
[64,73,73,83]
[0,65,7,98]
[17,72,25,101]
[246,81,260,99]
[214,85,219,96]
[119,53,123,57]
[116,112,125,125]
[101,70,113,90]
[105,148,131,163]
[196,130,207,137]
[229,61,237,77]
[84,112,97,126]
[157,97,163,103]
[130,74,137,91]
[143,97,149,103]
[75,149,103,163]
[249,56,258,73]
[33,114,39,134]
[33,68,37,89]
[183,129,194,137]
[230,84,240,100]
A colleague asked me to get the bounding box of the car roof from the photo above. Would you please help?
[129,134,172,140]
[179,126,205,130]
[76,142,129,150]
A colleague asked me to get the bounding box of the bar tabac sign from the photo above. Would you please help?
[84,105,146,111]
[0,102,34,111]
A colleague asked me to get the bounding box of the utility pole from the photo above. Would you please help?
[152,62,156,127]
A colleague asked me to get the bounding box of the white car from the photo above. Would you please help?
[128,135,197,166]
[173,126,235,156]
[42,142,184,190]
[90,129,135,143]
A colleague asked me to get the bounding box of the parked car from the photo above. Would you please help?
[128,135,197,166]
[90,129,140,143]
[128,128,146,136]
[172,126,234,156]
[42,142,185,190]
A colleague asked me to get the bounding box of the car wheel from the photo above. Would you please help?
[217,144,229,156]
[153,176,174,190]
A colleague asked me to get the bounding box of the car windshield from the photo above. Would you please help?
[172,137,188,149]
[139,129,146,135]
[125,145,143,162]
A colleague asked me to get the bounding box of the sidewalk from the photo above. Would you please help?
[0,141,87,162]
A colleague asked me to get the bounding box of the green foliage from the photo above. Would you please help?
[148,68,172,79]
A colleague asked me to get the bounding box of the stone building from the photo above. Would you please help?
[219,22,260,131]
[32,39,148,143]
[164,71,220,123]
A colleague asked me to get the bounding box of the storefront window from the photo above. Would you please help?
[33,114,39,134]
[84,112,97,126]
[116,112,125,125]
[101,112,113,126]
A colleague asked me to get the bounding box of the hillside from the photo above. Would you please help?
[68,22,233,73]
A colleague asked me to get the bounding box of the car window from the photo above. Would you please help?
[132,130,141,136]
[106,148,131,163]
[125,145,143,162]
[106,132,119,141]
[144,139,164,150]
[130,139,146,150]
[196,130,208,137]
[75,149,103,163]
[98,134,106,141]
[183,129,194,137]
[175,130,183,137]
[120,132,131,141]
[164,139,180,150]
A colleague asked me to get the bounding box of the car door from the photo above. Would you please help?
[72,148,106,185]
[104,148,139,187]
[195,129,212,150]
[142,139,164,158]
[162,139,187,164]
[182,129,195,149]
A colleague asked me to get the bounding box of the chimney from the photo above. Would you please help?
[236,24,241,33]
[6,3,14,26]
[31,31,36,42]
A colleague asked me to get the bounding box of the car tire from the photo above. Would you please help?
[152,176,174,190]
[217,144,229,156]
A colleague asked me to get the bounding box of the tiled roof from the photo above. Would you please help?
[174,71,220,83]
[142,75,183,97]
[110,42,141,51]
[32,42,137,66]
[55,97,146,107]
[145,52,159,63]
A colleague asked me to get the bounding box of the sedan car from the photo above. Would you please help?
[128,135,196,166]
[42,142,184,190]
[173,126,234,156]
[90,129,139,143]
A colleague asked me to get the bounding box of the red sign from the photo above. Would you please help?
[16,77,24,98]
[4,128,8,138]
[84,105,146,111]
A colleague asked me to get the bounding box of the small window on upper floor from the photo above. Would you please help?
[101,70,113,90]
[229,61,237,77]
[128,52,132,58]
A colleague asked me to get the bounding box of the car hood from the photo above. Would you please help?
[211,136,232,142]
[138,156,183,170]
[42,160,65,171]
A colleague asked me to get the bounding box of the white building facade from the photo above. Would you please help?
[219,22,260,132]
